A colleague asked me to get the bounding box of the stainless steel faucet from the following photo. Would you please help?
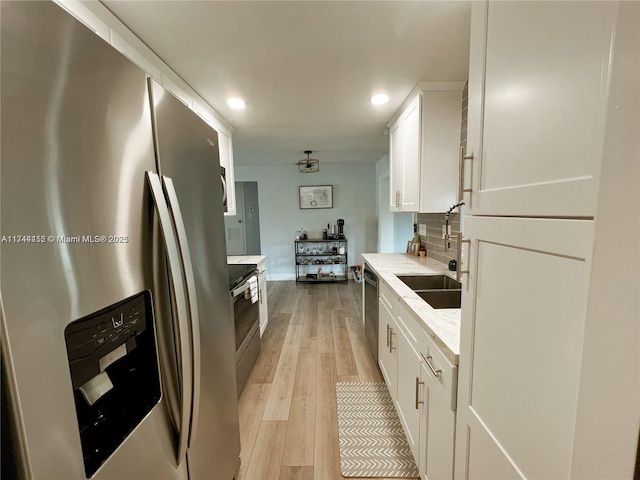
[444,202,464,252]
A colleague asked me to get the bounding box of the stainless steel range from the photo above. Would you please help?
[228,264,261,396]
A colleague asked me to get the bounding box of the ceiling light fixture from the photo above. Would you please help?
[370,94,389,105]
[296,150,320,173]
[227,98,245,109]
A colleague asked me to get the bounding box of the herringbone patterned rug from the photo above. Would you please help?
[335,382,419,478]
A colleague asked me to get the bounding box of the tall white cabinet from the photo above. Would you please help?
[455,2,639,479]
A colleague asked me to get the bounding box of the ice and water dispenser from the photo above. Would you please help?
[64,291,161,478]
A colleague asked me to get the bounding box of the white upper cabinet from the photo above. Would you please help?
[389,95,421,212]
[389,83,464,213]
[216,129,237,216]
[420,89,464,213]
[464,1,617,217]
[399,96,421,211]
[389,117,403,211]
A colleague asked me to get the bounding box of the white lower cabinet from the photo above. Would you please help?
[378,296,398,397]
[420,344,456,480]
[395,328,421,461]
[379,288,457,480]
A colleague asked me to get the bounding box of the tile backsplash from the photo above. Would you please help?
[416,212,460,265]
[416,81,468,266]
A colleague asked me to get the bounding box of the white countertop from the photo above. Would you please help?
[227,255,267,266]
[361,253,461,365]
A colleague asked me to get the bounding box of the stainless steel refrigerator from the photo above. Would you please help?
[1,2,240,479]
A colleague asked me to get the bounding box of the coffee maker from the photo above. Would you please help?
[327,219,345,239]
[337,219,345,239]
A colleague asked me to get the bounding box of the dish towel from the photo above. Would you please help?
[248,275,259,304]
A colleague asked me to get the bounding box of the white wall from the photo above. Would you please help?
[234,163,377,280]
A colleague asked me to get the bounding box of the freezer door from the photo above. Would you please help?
[149,79,241,479]
[1,2,186,479]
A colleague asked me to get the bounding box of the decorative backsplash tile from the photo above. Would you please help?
[416,212,460,265]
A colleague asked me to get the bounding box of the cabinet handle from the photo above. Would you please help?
[389,328,396,352]
[415,377,424,410]
[386,324,391,347]
[458,146,474,203]
[456,231,470,283]
[421,352,442,379]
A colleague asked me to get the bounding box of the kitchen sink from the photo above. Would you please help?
[397,275,461,291]
[396,274,462,309]
[416,290,461,309]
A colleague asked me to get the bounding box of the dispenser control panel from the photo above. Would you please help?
[65,292,148,390]
[64,290,161,478]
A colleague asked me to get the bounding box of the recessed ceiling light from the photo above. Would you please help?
[227,98,245,109]
[370,94,389,105]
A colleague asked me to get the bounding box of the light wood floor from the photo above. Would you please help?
[236,280,417,480]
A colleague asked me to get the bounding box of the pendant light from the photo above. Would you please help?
[296,150,319,173]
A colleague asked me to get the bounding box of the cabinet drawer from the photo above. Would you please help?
[396,304,457,411]
[418,327,457,412]
[379,279,398,316]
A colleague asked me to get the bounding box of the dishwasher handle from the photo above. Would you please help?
[364,270,377,288]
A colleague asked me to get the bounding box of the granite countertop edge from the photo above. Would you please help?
[361,253,461,365]
[227,255,267,266]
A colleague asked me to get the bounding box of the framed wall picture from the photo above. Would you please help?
[299,185,333,209]
[407,241,421,256]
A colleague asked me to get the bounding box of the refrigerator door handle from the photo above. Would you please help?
[146,171,193,465]
[161,175,201,447]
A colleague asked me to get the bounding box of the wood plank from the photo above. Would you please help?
[331,310,358,377]
[237,383,272,480]
[327,284,346,309]
[338,282,359,315]
[244,421,288,480]
[279,466,315,480]
[249,313,290,384]
[315,283,329,303]
[345,315,383,383]
[316,301,334,354]
[265,281,287,316]
[289,288,309,327]
[261,312,291,352]
[314,353,342,480]
[281,336,317,466]
[267,282,297,316]
[262,323,303,420]
[301,291,318,340]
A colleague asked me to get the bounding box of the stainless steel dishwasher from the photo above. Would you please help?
[363,265,379,363]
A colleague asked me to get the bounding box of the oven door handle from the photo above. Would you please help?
[231,276,256,298]
[161,175,201,448]
[146,171,192,466]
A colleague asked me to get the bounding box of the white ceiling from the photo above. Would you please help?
[101,1,471,166]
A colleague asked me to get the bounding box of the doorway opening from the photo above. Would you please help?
[225,181,261,255]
